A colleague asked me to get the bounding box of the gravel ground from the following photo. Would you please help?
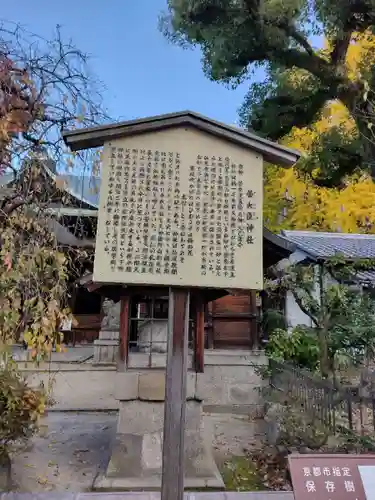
[10,412,117,493]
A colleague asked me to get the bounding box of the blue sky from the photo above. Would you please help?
[1,1,250,125]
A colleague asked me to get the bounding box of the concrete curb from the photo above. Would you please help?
[46,405,260,414]
[0,492,295,498]
[46,407,119,413]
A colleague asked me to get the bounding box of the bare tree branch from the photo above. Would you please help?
[0,21,106,355]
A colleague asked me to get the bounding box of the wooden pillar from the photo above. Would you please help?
[206,300,214,349]
[119,295,130,364]
[250,291,258,349]
[161,288,190,500]
[194,296,205,373]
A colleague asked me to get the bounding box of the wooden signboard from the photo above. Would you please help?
[93,127,263,290]
[289,454,375,499]
[63,111,300,500]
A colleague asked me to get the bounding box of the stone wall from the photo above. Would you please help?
[17,350,266,417]
[201,350,266,414]
[18,363,118,411]
[200,351,267,455]
[124,350,265,412]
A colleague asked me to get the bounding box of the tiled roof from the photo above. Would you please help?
[353,269,375,283]
[0,170,100,208]
[57,173,100,207]
[281,230,375,283]
[281,230,375,259]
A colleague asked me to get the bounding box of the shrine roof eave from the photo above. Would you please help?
[263,227,297,268]
[62,111,300,167]
[78,274,229,303]
[263,227,296,255]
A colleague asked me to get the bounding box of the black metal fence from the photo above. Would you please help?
[268,360,375,447]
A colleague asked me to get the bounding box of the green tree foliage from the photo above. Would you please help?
[267,259,375,380]
[0,359,45,459]
[162,0,375,186]
[265,326,321,371]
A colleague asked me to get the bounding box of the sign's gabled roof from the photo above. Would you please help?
[62,111,300,167]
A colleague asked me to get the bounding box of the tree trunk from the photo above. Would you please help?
[318,264,331,379]
[318,327,331,379]
[340,80,375,180]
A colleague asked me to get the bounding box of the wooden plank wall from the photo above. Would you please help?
[207,292,258,349]
[63,313,101,345]
[66,294,259,350]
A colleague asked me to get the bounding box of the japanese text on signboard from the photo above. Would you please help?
[94,135,263,290]
[302,465,356,495]
[288,454,375,500]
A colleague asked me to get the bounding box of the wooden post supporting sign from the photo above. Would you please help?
[161,287,190,500]
[119,295,130,365]
[194,296,205,373]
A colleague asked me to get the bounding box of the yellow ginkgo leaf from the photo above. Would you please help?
[265,30,375,235]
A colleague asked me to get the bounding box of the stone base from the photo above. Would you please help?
[93,339,119,365]
[94,473,223,491]
[93,400,224,491]
[93,434,223,491]
[97,330,120,341]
